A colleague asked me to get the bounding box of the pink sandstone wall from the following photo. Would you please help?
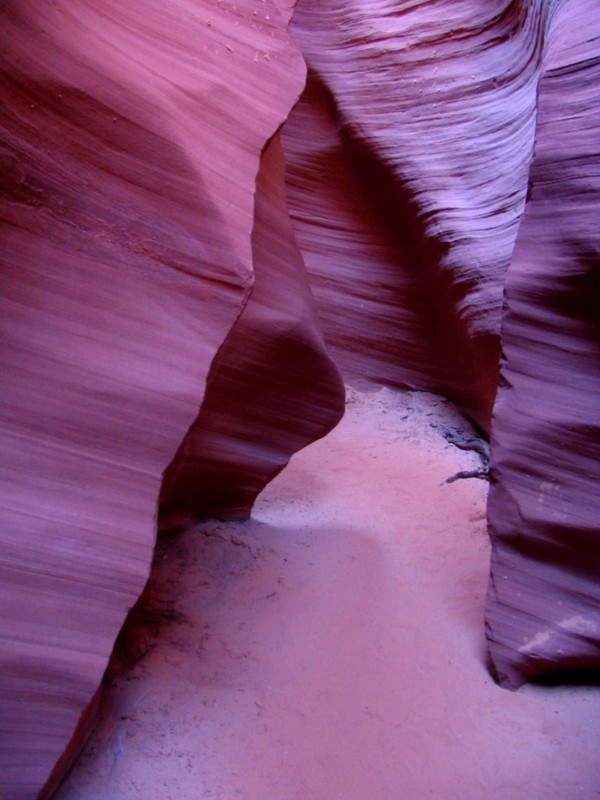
[160,134,344,523]
[485,0,600,688]
[1,0,598,795]
[283,0,548,430]
[0,2,342,797]
[282,0,599,688]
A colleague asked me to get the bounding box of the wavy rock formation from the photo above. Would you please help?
[2,0,599,795]
[285,0,599,688]
[0,2,342,797]
[160,134,345,522]
[283,0,551,431]
[486,0,600,688]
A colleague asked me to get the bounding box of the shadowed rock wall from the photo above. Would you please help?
[485,0,600,688]
[159,134,345,522]
[282,0,599,687]
[283,0,552,431]
[0,2,342,797]
[1,0,599,795]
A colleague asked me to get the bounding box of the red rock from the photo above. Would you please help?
[2,0,599,795]
[283,0,549,430]
[159,133,344,522]
[0,1,336,797]
[282,73,501,431]
[284,0,600,686]
[485,0,600,688]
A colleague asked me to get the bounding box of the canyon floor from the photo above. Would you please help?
[56,388,600,800]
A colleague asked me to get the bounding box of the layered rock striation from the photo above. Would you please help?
[283,0,599,688]
[485,0,600,688]
[0,2,342,797]
[283,0,551,431]
[1,0,599,795]
[160,134,344,522]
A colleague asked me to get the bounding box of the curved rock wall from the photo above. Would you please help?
[283,0,553,431]
[485,0,600,688]
[159,134,345,522]
[282,0,599,687]
[0,1,342,797]
[1,0,599,794]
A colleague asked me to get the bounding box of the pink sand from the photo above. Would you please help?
[56,388,600,799]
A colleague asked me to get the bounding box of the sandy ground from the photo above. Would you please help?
[55,388,600,800]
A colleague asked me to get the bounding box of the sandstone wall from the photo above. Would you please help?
[1,1,599,795]
[485,0,600,688]
[0,2,342,796]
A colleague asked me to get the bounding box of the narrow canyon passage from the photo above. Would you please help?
[56,389,600,800]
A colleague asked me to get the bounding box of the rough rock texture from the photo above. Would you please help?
[0,2,342,797]
[283,0,552,431]
[485,1,600,688]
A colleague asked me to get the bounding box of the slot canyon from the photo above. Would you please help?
[1,1,599,798]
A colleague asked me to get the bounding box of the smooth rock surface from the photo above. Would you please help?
[159,134,344,522]
[486,0,600,688]
[0,2,334,797]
